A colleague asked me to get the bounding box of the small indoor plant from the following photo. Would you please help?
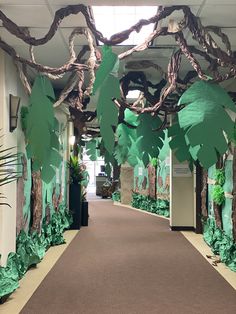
[68,156,83,229]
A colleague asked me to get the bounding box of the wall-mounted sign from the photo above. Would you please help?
[173,164,192,177]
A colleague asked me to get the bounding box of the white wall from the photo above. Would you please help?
[0,50,29,266]
[170,151,195,229]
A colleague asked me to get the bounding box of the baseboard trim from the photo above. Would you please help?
[171,226,195,232]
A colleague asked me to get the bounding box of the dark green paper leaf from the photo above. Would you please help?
[97,74,120,154]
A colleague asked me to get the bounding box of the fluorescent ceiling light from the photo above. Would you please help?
[127,90,141,99]
[92,6,157,45]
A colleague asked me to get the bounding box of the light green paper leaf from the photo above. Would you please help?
[124,109,138,126]
[127,136,142,167]
[158,130,170,161]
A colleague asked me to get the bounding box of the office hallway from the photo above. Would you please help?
[21,200,236,314]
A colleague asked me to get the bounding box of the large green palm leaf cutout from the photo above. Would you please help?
[136,113,165,167]
[178,81,236,168]
[114,123,136,165]
[168,117,192,163]
[25,75,62,183]
[97,74,120,154]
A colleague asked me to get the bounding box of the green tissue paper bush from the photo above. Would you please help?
[0,205,72,298]
[203,218,236,272]
[131,193,169,217]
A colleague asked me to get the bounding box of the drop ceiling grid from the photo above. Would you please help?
[0,4,52,27]
[0,0,235,88]
[48,1,204,5]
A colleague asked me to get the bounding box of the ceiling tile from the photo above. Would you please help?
[0,5,52,27]
[14,42,69,68]
[0,1,46,4]
[206,0,236,4]
[200,5,236,27]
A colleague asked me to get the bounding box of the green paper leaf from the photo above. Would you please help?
[114,123,136,165]
[86,139,98,161]
[178,81,235,168]
[41,164,55,184]
[49,149,62,168]
[104,150,115,177]
[178,81,236,113]
[26,75,55,166]
[168,118,192,163]
[97,75,120,154]
[32,159,41,172]
[158,130,170,161]
[136,113,165,166]
[24,75,62,183]
[127,136,142,167]
[51,132,60,150]
[124,109,138,126]
[93,46,118,94]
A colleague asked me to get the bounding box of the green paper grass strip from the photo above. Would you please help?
[212,185,225,205]
[131,193,169,218]
[203,218,236,272]
[0,205,72,298]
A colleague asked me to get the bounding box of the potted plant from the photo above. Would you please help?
[68,156,83,229]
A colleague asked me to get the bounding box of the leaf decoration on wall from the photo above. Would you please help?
[93,45,118,94]
[25,75,62,183]
[136,113,165,167]
[97,74,120,154]
[86,139,98,161]
[178,81,236,168]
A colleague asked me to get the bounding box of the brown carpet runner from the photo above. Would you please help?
[21,200,236,314]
